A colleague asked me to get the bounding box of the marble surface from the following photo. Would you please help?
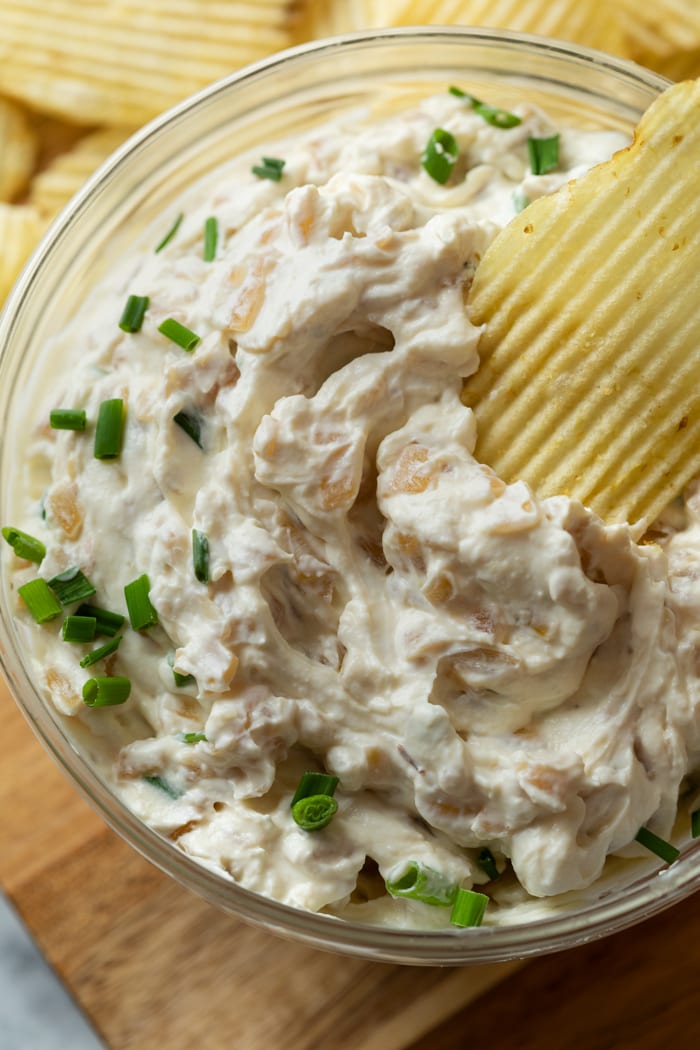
[0,892,104,1049]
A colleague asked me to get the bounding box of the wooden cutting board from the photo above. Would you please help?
[0,674,521,1049]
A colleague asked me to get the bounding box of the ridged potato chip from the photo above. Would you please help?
[616,1,700,80]
[0,202,43,303]
[464,78,700,527]
[0,97,38,201]
[30,127,135,221]
[373,0,627,56]
[0,1,295,127]
[297,0,380,38]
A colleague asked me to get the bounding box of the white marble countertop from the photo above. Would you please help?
[0,892,104,1049]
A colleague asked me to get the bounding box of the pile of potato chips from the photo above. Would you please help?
[0,0,698,305]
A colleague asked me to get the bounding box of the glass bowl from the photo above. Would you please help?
[0,27,688,966]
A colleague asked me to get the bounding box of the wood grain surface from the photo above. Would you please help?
[0,676,520,1050]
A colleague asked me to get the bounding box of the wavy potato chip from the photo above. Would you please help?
[0,1,295,127]
[0,96,38,201]
[0,201,43,304]
[615,1,700,80]
[464,78,700,527]
[30,127,135,221]
[373,0,627,56]
[297,0,378,38]
[616,0,700,54]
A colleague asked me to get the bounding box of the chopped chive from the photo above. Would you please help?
[450,888,489,927]
[80,635,122,668]
[18,578,62,623]
[154,212,183,253]
[385,861,458,907]
[2,526,46,563]
[173,410,203,448]
[49,409,87,431]
[143,774,182,799]
[252,155,285,181]
[158,318,201,352]
[76,603,125,637]
[448,86,521,128]
[61,615,97,643]
[167,650,195,687]
[473,102,520,128]
[119,294,150,333]
[634,826,680,865]
[180,731,207,744]
[476,848,500,882]
[692,809,700,838]
[48,567,96,605]
[192,529,210,584]
[203,216,218,262]
[528,134,560,175]
[292,794,337,831]
[291,771,339,806]
[124,573,158,630]
[82,675,131,707]
[421,128,459,185]
[94,398,125,460]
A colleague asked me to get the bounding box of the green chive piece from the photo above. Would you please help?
[634,826,680,865]
[76,603,125,637]
[448,86,521,128]
[119,294,150,333]
[49,408,87,431]
[166,650,195,687]
[473,102,521,128]
[476,848,500,882]
[180,731,207,744]
[421,128,459,185]
[124,573,158,630]
[48,566,96,605]
[143,774,182,799]
[18,578,62,623]
[94,398,125,460]
[173,410,203,448]
[252,155,285,181]
[82,675,131,707]
[158,318,201,352]
[80,635,122,668]
[385,862,458,907]
[154,212,183,253]
[292,794,338,832]
[692,809,700,838]
[192,529,210,584]
[450,888,489,927]
[203,216,218,262]
[291,771,339,806]
[528,134,560,175]
[2,526,46,563]
[61,615,97,643]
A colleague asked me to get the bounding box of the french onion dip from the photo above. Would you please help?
[7,90,700,930]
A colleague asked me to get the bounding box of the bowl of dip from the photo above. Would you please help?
[2,27,696,966]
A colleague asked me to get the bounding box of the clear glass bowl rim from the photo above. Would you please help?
[1,26,690,967]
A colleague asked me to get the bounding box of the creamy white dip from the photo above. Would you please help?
[8,91,699,929]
